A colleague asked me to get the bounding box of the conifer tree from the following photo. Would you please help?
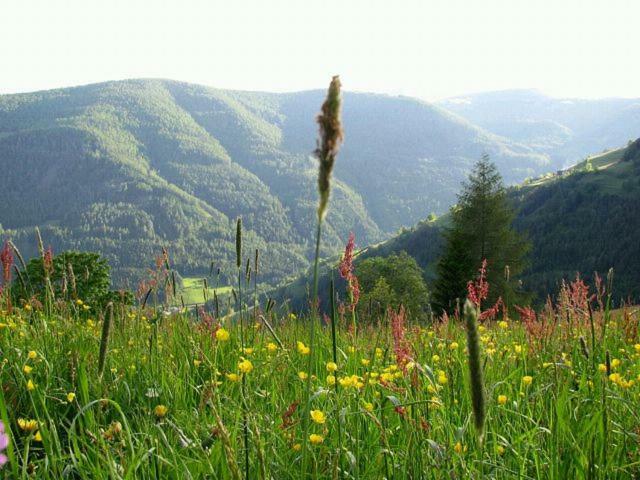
[433,154,529,313]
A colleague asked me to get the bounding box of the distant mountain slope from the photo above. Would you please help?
[278,141,640,308]
[438,89,640,169]
[0,79,548,285]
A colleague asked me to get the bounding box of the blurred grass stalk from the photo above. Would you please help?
[235,218,250,480]
[464,299,486,445]
[302,76,344,475]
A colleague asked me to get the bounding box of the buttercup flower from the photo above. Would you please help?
[238,359,253,374]
[154,405,168,418]
[310,410,326,424]
[215,328,230,342]
[297,341,310,355]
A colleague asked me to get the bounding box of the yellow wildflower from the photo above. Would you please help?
[298,371,308,381]
[23,365,33,374]
[310,410,326,424]
[67,392,76,402]
[326,361,338,372]
[226,373,240,382]
[497,394,507,405]
[238,359,253,374]
[266,342,278,354]
[309,434,324,445]
[297,341,310,355]
[28,350,38,360]
[522,375,533,386]
[18,418,38,432]
[215,328,230,341]
[154,405,168,418]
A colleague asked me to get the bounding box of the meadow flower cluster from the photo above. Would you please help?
[0,276,638,478]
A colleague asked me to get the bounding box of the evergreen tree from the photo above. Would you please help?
[433,155,530,313]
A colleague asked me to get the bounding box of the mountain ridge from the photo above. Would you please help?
[0,78,554,285]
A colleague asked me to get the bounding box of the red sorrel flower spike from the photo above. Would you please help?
[338,232,360,312]
[0,241,13,285]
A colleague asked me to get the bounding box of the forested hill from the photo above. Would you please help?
[511,141,640,300]
[0,79,548,285]
[277,140,640,308]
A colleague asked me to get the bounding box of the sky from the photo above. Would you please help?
[1,0,639,100]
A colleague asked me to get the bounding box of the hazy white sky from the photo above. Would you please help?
[1,0,639,100]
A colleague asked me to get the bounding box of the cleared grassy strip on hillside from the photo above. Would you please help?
[178,277,232,305]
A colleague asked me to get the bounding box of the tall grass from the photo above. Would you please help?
[302,75,344,475]
[0,275,637,478]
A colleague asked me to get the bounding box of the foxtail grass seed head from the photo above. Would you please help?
[579,336,589,358]
[8,240,27,272]
[235,218,242,269]
[67,263,77,298]
[35,226,44,259]
[254,249,259,278]
[98,303,113,378]
[464,298,486,442]
[315,75,344,220]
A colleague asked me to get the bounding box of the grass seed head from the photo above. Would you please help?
[315,75,343,220]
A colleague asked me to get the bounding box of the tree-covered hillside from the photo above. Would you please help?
[511,142,640,300]
[0,79,547,285]
[279,141,640,309]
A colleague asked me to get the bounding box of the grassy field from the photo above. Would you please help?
[524,147,629,192]
[177,277,232,306]
[1,291,639,478]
